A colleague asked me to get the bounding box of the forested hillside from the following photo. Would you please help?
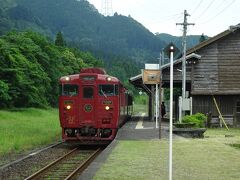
[0,0,166,63]
[0,0,204,64]
[0,31,102,108]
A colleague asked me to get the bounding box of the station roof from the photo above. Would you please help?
[187,24,240,54]
[129,53,201,94]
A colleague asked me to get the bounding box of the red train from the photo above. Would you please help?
[59,68,133,144]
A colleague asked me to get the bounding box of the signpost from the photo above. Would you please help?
[169,45,174,180]
[143,65,161,129]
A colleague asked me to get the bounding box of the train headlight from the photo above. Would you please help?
[65,76,70,81]
[65,128,72,134]
[106,77,112,81]
[105,106,110,110]
[66,105,71,110]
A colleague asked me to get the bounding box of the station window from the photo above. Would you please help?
[60,84,78,96]
[83,87,94,99]
[99,85,118,96]
[236,101,240,113]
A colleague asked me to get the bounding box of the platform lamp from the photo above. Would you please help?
[169,45,174,180]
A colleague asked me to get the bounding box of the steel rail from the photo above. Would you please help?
[25,147,78,180]
[65,148,102,180]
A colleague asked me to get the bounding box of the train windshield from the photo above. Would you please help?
[99,84,118,96]
[60,84,78,96]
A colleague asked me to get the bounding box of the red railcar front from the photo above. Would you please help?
[59,68,131,144]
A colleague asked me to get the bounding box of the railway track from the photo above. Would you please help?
[25,147,102,180]
[0,141,62,170]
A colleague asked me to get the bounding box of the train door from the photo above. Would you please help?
[80,86,95,124]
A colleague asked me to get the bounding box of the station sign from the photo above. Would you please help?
[145,64,159,70]
[143,69,161,84]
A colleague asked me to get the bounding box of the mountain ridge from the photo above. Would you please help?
[0,0,205,64]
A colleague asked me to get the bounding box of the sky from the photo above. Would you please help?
[87,0,240,37]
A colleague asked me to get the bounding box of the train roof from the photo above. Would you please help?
[59,68,120,83]
[80,68,106,74]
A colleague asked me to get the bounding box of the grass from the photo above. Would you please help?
[94,128,240,180]
[133,103,148,116]
[133,95,148,116]
[205,128,240,137]
[0,108,61,156]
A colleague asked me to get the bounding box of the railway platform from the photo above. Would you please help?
[79,115,180,179]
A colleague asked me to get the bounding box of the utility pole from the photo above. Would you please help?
[176,10,194,121]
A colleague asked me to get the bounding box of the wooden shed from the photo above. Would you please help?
[162,24,240,127]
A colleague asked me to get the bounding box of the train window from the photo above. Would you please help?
[81,76,95,81]
[83,87,94,99]
[115,85,119,95]
[99,85,118,96]
[60,84,78,96]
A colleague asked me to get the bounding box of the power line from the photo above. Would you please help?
[142,13,183,25]
[193,0,216,21]
[193,0,227,22]
[200,0,236,24]
[190,0,204,16]
[187,0,232,36]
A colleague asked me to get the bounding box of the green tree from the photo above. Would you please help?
[199,33,207,43]
[0,31,102,108]
[0,80,11,107]
[0,32,51,107]
[55,31,65,46]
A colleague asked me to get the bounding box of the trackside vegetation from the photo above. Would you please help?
[94,128,240,180]
[0,31,103,108]
[0,108,60,156]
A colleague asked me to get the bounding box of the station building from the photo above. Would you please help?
[130,24,240,127]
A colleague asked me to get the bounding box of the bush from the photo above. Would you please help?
[173,123,195,128]
[134,94,147,105]
[182,113,207,128]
